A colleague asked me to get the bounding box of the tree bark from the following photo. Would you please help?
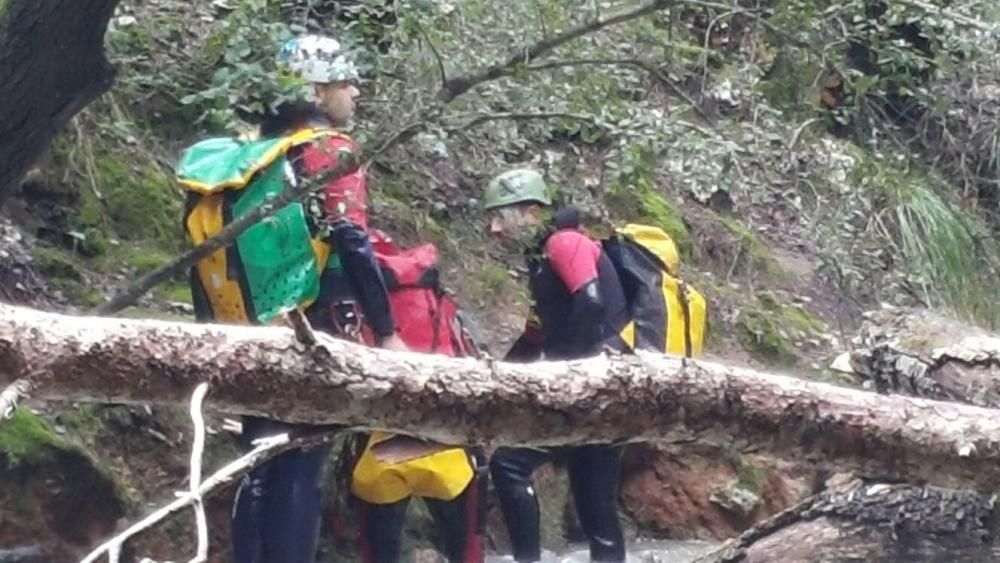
[844,307,1000,408]
[696,309,1000,563]
[0,0,119,203]
[698,475,1000,563]
[3,304,1000,493]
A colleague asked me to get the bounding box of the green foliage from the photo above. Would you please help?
[758,47,820,117]
[33,246,83,281]
[894,181,1000,328]
[718,216,776,277]
[737,308,797,366]
[852,154,1000,328]
[0,410,62,468]
[179,0,305,131]
[93,154,182,247]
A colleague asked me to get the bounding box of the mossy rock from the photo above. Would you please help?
[0,409,68,468]
[93,153,182,246]
[33,246,83,281]
[736,291,826,366]
[737,308,797,366]
[0,409,128,554]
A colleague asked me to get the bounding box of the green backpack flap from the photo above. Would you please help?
[177,130,333,324]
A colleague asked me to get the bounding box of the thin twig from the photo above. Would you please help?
[524,57,710,121]
[415,19,448,87]
[447,111,599,131]
[439,0,675,102]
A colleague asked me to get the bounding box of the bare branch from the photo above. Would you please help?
[438,0,675,102]
[188,383,210,563]
[415,18,448,87]
[80,426,338,563]
[896,0,999,34]
[446,111,599,131]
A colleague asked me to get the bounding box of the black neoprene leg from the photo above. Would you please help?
[566,445,626,562]
[489,447,552,562]
[356,495,410,563]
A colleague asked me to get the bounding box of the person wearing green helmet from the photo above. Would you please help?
[483,168,630,562]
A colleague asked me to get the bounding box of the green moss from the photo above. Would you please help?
[736,461,765,494]
[51,278,104,308]
[154,282,193,303]
[737,308,797,366]
[737,292,827,366]
[636,187,692,256]
[74,189,105,230]
[719,216,775,275]
[0,410,63,468]
[33,246,82,281]
[473,264,512,304]
[58,405,107,442]
[94,154,182,246]
[116,246,174,276]
[608,179,693,257]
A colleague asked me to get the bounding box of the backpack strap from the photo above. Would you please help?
[678,278,693,359]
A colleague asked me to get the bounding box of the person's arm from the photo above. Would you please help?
[298,137,402,348]
[545,230,607,357]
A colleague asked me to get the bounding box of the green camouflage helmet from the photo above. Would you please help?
[483,168,552,211]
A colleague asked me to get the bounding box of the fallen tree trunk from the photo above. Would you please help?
[841,307,1000,407]
[698,474,1000,563]
[695,309,1000,562]
[3,303,1000,493]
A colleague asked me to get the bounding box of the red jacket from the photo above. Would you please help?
[299,133,369,229]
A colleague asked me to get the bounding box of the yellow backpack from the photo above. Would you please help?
[603,224,707,358]
[177,129,337,324]
[349,432,475,504]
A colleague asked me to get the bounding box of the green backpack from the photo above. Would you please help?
[176,128,338,324]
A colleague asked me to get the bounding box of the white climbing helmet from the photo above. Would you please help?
[278,34,359,83]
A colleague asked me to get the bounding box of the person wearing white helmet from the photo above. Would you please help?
[228,33,407,563]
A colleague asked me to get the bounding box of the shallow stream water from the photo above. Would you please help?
[484,540,721,562]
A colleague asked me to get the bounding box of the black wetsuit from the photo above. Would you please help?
[490,220,630,562]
